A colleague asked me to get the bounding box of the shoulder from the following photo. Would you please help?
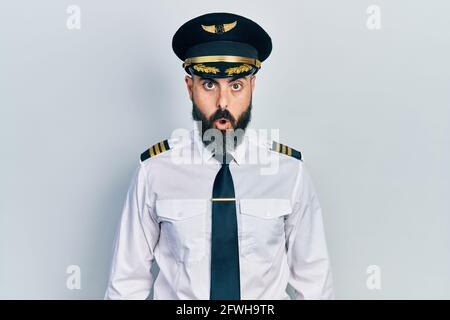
[269,140,302,161]
[139,134,192,163]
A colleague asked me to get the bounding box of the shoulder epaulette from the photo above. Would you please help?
[140,139,171,162]
[271,141,302,161]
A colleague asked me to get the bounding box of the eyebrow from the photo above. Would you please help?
[199,75,247,83]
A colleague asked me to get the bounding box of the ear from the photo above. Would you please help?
[185,75,193,101]
[250,75,256,92]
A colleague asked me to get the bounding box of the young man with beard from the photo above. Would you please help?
[105,12,334,300]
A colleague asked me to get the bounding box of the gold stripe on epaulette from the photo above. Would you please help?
[141,139,171,162]
[271,141,302,161]
[149,146,155,157]
[154,142,160,155]
[160,141,166,152]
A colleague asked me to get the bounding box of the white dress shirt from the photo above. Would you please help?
[104,125,334,300]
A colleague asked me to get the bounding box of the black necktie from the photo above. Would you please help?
[210,153,241,300]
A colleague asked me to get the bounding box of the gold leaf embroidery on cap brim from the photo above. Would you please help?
[193,64,220,74]
[225,64,253,75]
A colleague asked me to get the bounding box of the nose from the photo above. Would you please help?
[217,86,230,111]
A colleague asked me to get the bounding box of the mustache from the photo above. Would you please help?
[191,94,253,134]
[210,108,236,126]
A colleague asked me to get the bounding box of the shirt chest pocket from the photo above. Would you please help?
[239,198,292,262]
[156,199,208,264]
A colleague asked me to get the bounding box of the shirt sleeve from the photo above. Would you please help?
[285,161,335,299]
[104,162,160,299]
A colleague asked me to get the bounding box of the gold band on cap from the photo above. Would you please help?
[183,55,261,69]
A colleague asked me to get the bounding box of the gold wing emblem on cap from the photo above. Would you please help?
[201,21,237,34]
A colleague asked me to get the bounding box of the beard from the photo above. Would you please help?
[191,95,252,158]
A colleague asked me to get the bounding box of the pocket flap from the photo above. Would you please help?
[156,199,207,220]
[239,198,292,219]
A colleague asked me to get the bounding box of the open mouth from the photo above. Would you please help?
[213,117,233,129]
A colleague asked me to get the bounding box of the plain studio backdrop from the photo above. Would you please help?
[1,0,449,299]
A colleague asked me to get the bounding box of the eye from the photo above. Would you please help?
[231,82,242,91]
[203,81,216,90]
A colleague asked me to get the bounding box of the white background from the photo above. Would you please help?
[1,0,449,299]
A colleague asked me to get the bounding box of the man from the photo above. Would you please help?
[105,12,334,300]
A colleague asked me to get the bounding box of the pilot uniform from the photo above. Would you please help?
[104,12,334,300]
